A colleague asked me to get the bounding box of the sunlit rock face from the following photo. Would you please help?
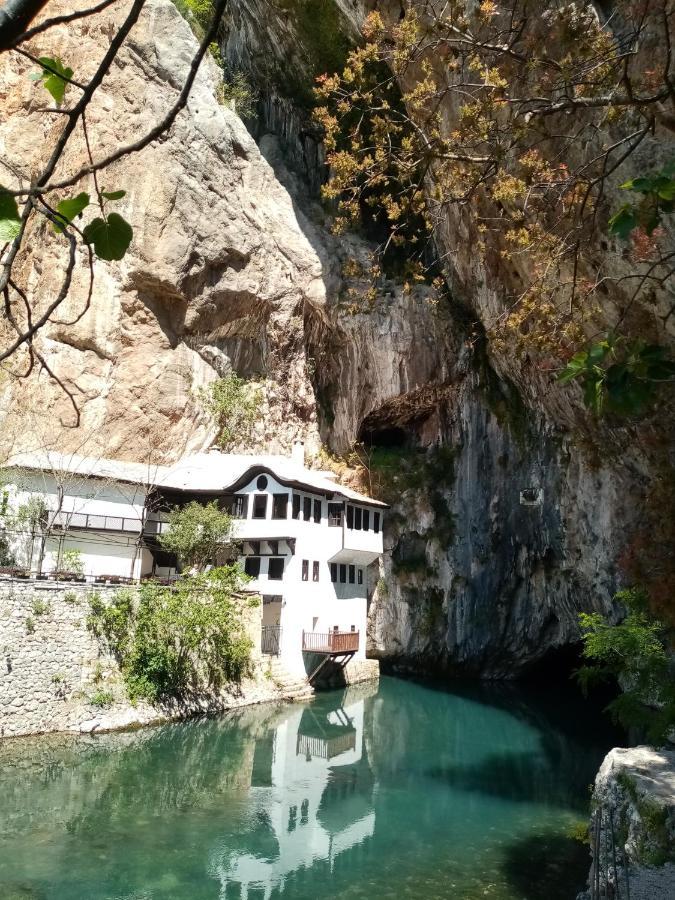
[0,0,327,459]
[0,1,669,675]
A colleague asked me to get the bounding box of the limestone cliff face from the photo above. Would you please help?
[0,1,670,675]
[0,0,326,459]
[222,0,672,676]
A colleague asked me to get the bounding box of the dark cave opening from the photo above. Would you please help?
[358,424,409,448]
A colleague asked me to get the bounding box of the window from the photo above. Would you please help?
[328,503,343,527]
[302,559,309,581]
[232,495,248,518]
[349,565,355,584]
[272,493,288,519]
[358,568,363,585]
[253,494,268,519]
[268,558,284,580]
[363,510,370,531]
[256,475,268,490]
[354,507,362,530]
[312,561,319,582]
[292,494,301,519]
[374,512,380,533]
[313,499,321,523]
[339,564,346,583]
[244,557,260,577]
[330,563,337,583]
[346,505,354,529]
[303,497,311,521]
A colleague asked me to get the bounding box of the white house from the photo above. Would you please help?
[1,442,386,677]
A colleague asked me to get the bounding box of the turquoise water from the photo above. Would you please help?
[0,676,622,900]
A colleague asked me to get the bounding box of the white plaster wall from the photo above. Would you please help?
[41,533,141,580]
[231,474,382,675]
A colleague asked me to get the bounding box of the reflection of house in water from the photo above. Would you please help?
[210,691,375,899]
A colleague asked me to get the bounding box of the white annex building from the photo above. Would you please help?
[1,442,386,676]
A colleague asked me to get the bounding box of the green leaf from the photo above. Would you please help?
[619,176,655,194]
[36,56,73,106]
[656,179,675,201]
[558,351,588,383]
[83,213,133,261]
[608,204,637,239]
[0,188,21,242]
[101,190,126,201]
[52,192,90,233]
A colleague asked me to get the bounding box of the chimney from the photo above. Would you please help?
[291,439,305,467]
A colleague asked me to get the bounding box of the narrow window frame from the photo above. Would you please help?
[312,561,320,582]
[272,493,289,519]
[252,494,268,520]
[302,559,309,581]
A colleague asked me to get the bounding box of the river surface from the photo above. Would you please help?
[0,676,623,900]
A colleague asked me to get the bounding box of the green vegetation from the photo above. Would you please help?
[577,587,675,744]
[219,69,258,119]
[159,500,233,572]
[566,821,590,846]
[198,374,262,449]
[87,568,254,703]
[314,5,674,416]
[25,617,35,634]
[63,591,79,605]
[89,689,115,709]
[31,597,50,617]
[559,337,675,418]
[61,549,84,576]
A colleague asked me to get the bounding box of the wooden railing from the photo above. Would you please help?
[302,631,359,653]
[296,731,357,760]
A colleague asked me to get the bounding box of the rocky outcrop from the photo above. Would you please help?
[579,746,675,899]
[1,1,671,676]
[0,0,327,459]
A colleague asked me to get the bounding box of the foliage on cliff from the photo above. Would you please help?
[88,568,254,702]
[198,374,262,448]
[314,1,674,391]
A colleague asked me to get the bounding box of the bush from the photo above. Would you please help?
[577,587,675,744]
[87,568,253,703]
[198,374,261,449]
[61,549,84,575]
[31,597,50,616]
[89,689,114,709]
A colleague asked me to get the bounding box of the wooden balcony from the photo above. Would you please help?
[296,731,357,760]
[302,631,359,654]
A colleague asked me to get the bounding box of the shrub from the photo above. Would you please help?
[88,568,253,703]
[197,374,262,449]
[89,690,115,709]
[31,597,50,616]
[577,587,675,744]
[25,617,35,634]
[61,549,84,575]
[63,591,79,604]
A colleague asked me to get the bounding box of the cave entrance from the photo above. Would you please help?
[359,425,408,449]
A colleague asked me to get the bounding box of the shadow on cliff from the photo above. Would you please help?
[500,833,589,900]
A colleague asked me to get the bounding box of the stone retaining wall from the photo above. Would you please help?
[0,580,275,738]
